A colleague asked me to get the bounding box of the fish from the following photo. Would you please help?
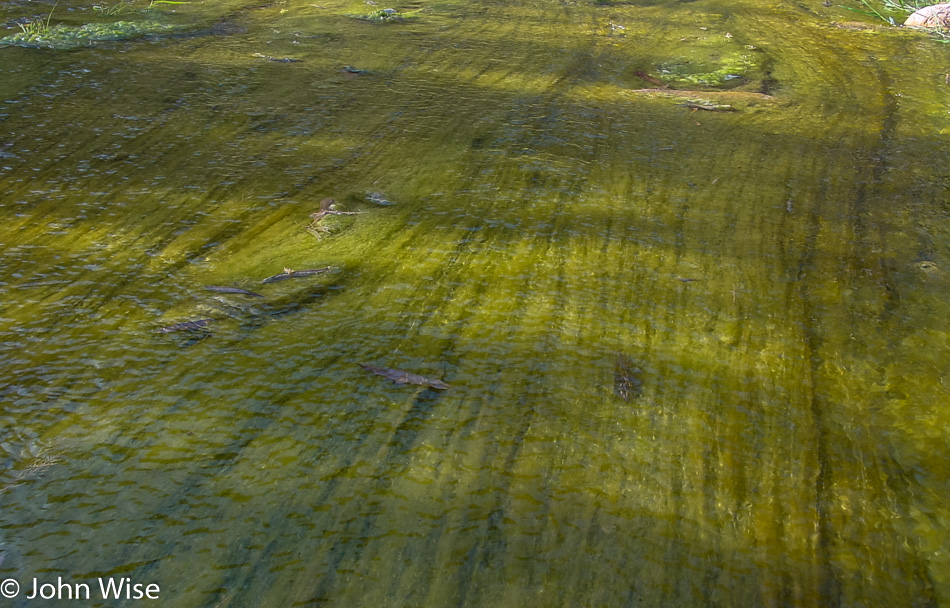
[614,354,643,401]
[156,318,215,333]
[679,101,737,112]
[308,198,336,222]
[309,198,360,224]
[251,52,303,63]
[634,70,668,88]
[358,363,451,390]
[367,191,394,205]
[205,285,265,298]
[261,267,333,284]
[629,88,774,101]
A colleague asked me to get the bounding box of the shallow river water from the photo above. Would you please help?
[1,0,949,605]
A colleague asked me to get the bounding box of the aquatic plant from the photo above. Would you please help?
[840,0,950,41]
[93,0,142,17]
[93,0,188,16]
[14,2,57,37]
[15,20,51,37]
[0,0,187,50]
[840,0,929,25]
[0,19,180,49]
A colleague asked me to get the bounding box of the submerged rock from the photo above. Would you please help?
[904,3,950,27]
[648,33,766,91]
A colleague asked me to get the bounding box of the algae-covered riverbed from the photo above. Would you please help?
[1,0,949,605]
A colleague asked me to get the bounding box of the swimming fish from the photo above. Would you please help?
[309,199,360,228]
[156,318,215,333]
[679,101,737,112]
[261,267,333,284]
[251,52,303,63]
[634,70,668,88]
[358,363,451,390]
[614,354,643,401]
[366,192,394,205]
[205,285,265,298]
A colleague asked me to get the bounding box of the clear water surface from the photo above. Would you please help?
[1,0,949,605]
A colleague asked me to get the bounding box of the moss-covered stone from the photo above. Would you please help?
[654,36,764,89]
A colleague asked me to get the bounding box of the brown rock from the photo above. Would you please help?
[904,3,950,27]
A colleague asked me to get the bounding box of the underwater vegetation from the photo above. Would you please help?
[843,0,930,24]
[0,0,186,49]
[0,19,180,49]
[842,0,950,40]
[93,0,187,17]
